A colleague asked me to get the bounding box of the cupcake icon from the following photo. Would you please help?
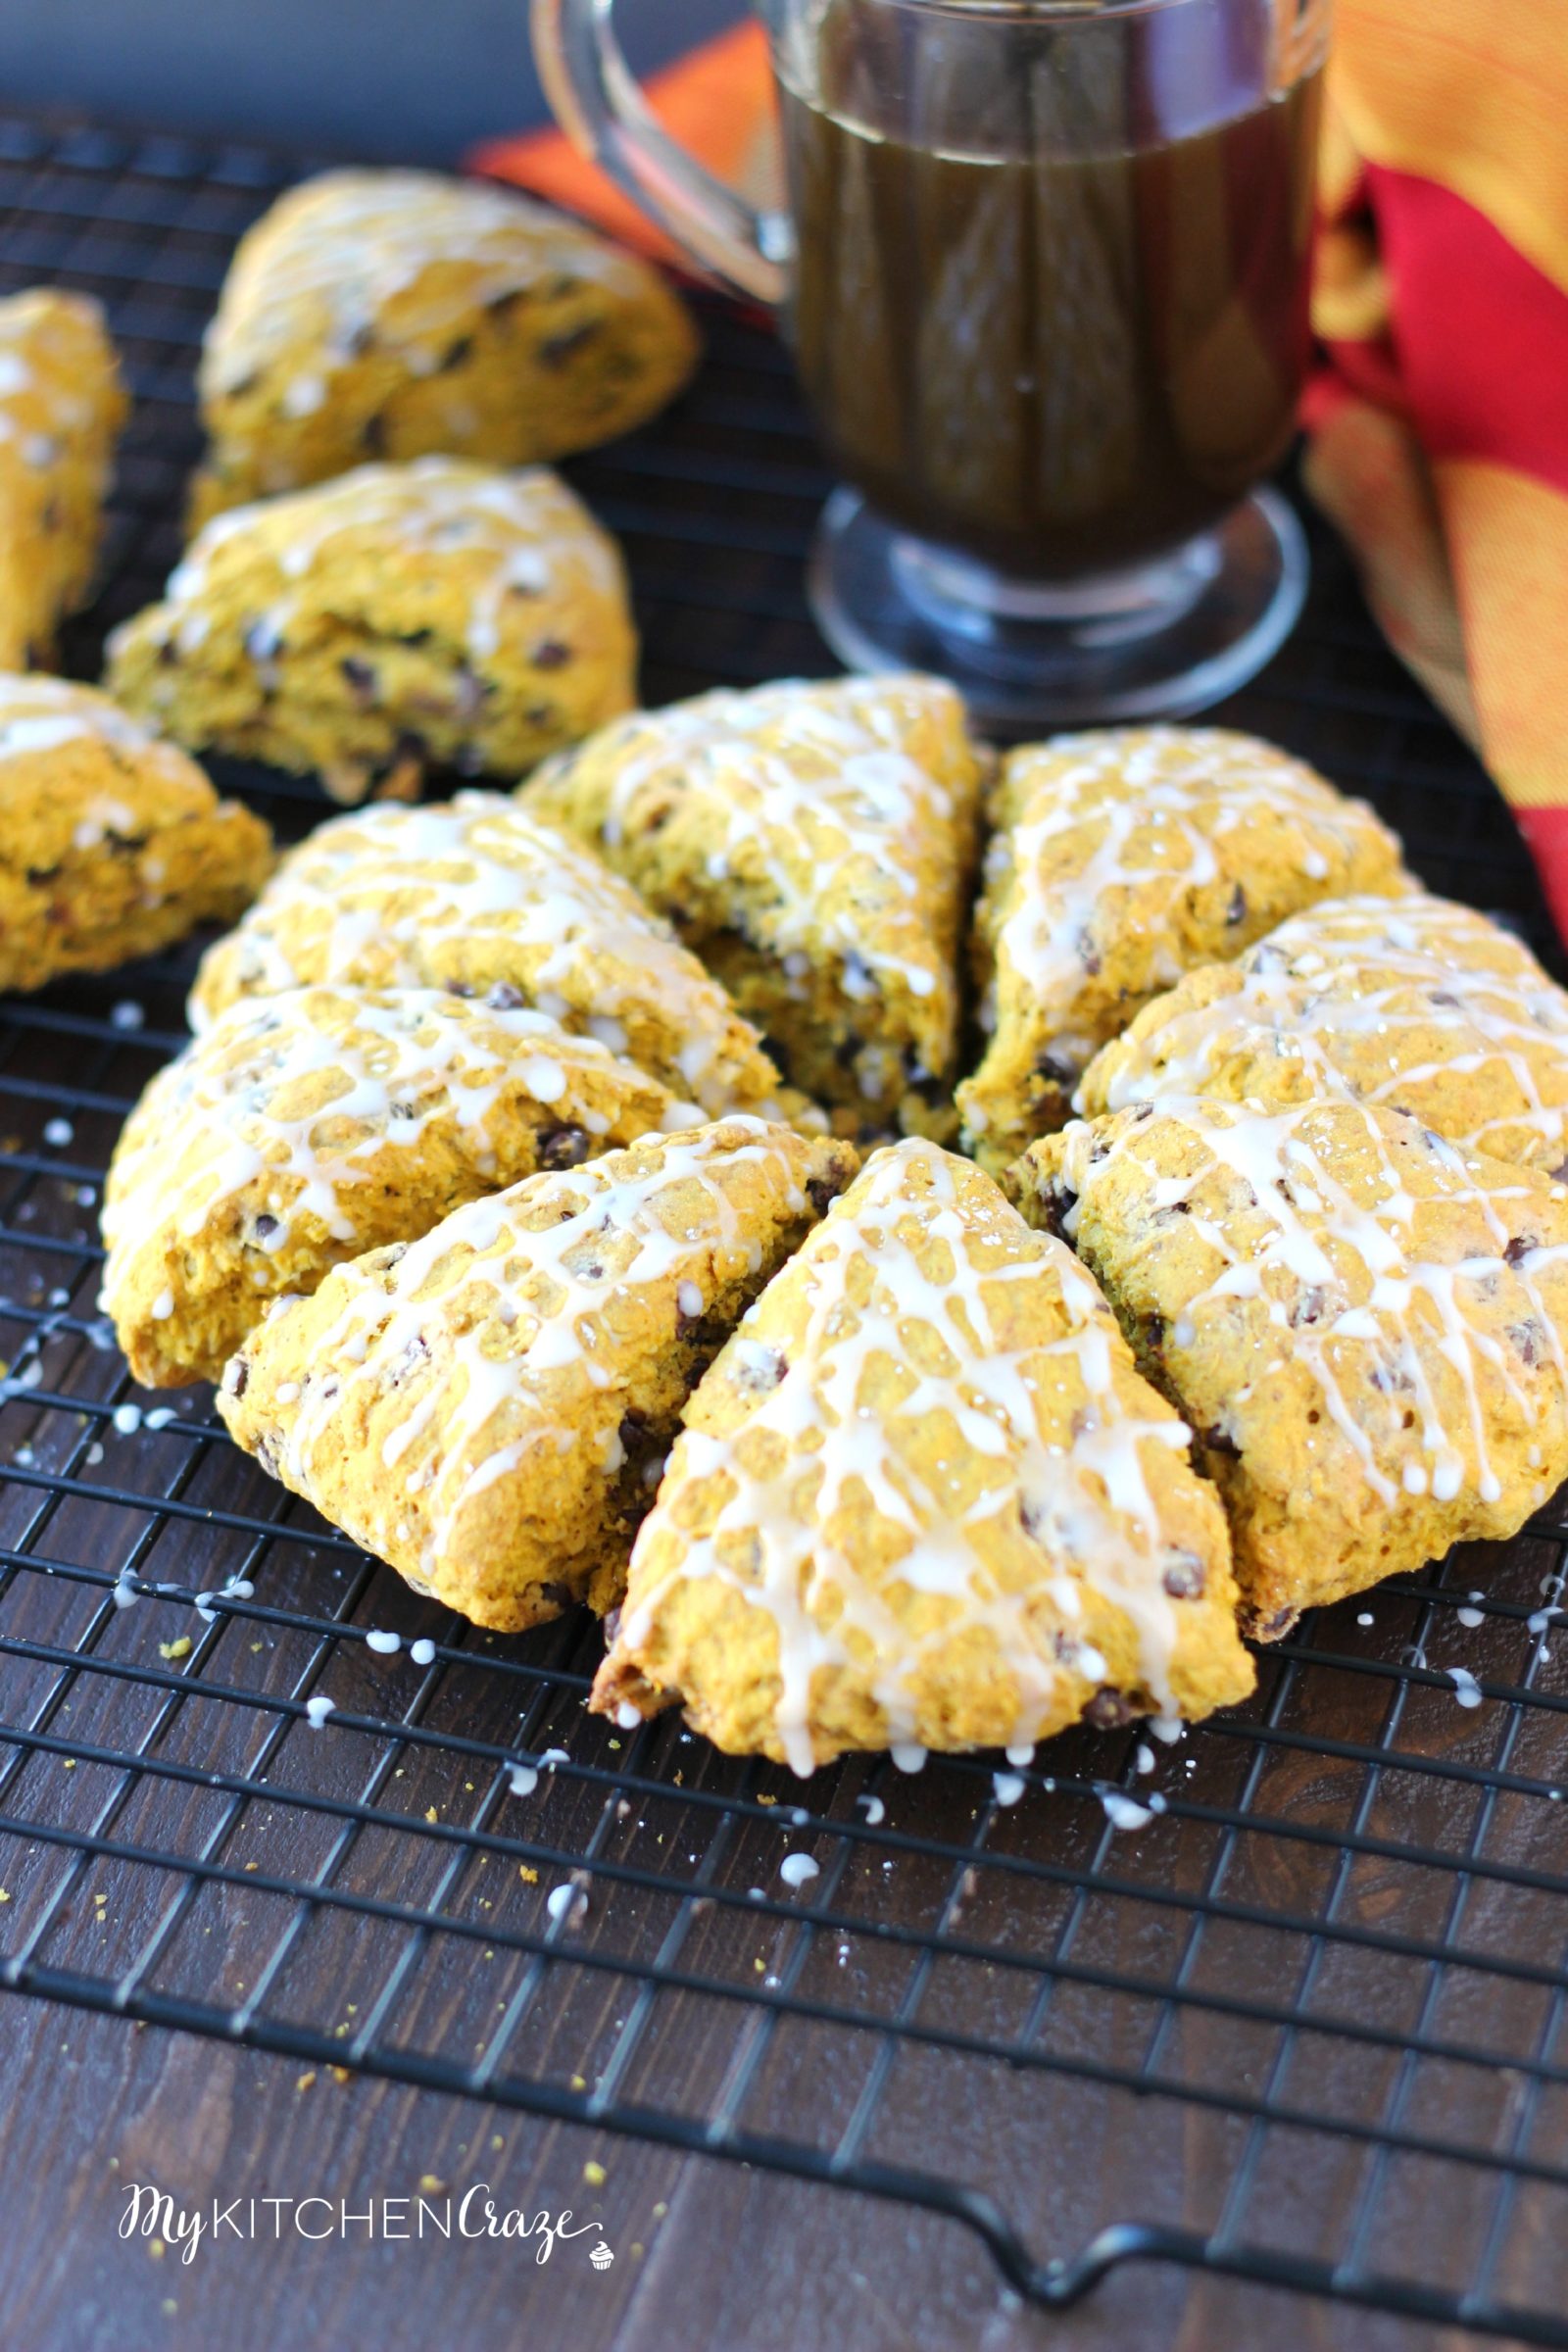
[590,2241,614,2271]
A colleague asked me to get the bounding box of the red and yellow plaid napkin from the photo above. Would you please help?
[477,6,1568,938]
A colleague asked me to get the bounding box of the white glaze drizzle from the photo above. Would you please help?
[622,1140,1207,1776]
[1087,890,1568,1170]
[238,1120,812,1584]
[535,675,970,1022]
[979,727,1403,1068]
[101,984,671,1303]
[201,169,655,405]
[120,456,623,674]
[1053,1096,1568,1517]
[189,792,768,1114]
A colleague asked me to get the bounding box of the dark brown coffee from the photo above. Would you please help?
[780,24,1322,580]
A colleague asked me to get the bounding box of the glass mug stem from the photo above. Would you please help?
[530,0,1331,727]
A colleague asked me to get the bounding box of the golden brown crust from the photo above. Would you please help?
[0,675,270,993]
[520,674,984,1136]
[594,1138,1252,1766]
[190,170,699,521]
[1009,1097,1568,1631]
[102,984,678,1386]
[0,290,126,668]
[106,458,637,799]
[219,1120,859,1630]
[957,727,1409,1170]
[186,792,787,1118]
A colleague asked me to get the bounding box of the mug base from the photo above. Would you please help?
[807,487,1308,732]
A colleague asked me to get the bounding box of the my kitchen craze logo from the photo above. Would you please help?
[118,2180,614,2268]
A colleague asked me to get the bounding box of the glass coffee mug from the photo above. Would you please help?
[533,0,1332,725]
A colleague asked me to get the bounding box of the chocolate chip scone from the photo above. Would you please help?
[520,674,984,1139]
[1009,1098,1568,1633]
[106,458,636,802]
[957,728,1410,1171]
[0,674,271,994]
[220,1120,859,1631]
[102,985,680,1387]
[0,289,126,668]
[594,1138,1252,1771]
[189,170,698,525]
[188,793,787,1118]
[1079,891,1568,1179]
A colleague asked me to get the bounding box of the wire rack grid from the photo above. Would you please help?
[2,113,1568,2347]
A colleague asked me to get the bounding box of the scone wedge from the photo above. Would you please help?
[188,793,787,1117]
[958,727,1409,1169]
[0,289,126,667]
[0,674,270,993]
[594,1139,1252,1771]
[107,458,636,801]
[219,1120,858,1630]
[102,985,681,1386]
[190,170,698,524]
[521,674,984,1136]
[1010,1098,1568,1634]
[1079,891,1568,1179]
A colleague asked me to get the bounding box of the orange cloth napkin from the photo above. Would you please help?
[479,8,1568,937]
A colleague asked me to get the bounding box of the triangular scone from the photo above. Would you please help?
[957,728,1409,1169]
[593,1139,1252,1772]
[1079,891,1568,1179]
[0,291,125,668]
[188,170,697,524]
[106,458,636,801]
[219,1120,858,1631]
[0,674,271,993]
[103,985,680,1387]
[1009,1098,1568,1634]
[188,793,785,1117]
[520,675,983,1136]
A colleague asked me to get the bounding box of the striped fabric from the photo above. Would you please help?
[482,5,1568,934]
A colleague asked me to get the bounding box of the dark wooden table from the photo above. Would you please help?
[1,108,1564,2352]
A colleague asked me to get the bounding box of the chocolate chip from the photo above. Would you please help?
[362,413,387,456]
[1250,1605,1298,1642]
[340,656,376,701]
[252,1212,280,1241]
[389,1100,417,1121]
[539,1125,592,1170]
[1162,1551,1207,1599]
[1034,1050,1078,1090]
[531,639,572,671]
[1085,1688,1137,1729]
[807,1174,842,1216]
[538,320,601,368]
[486,982,524,1010]
[1505,1235,1539,1265]
[1509,1319,1546,1368]
[1291,1285,1330,1327]
[1200,1423,1241,1459]
[1226,883,1247,926]
[440,334,474,372]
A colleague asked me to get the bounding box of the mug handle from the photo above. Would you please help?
[530,0,792,303]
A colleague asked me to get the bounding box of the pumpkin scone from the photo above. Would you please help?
[593,1139,1252,1772]
[105,458,636,802]
[189,170,698,525]
[219,1119,859,1631]
[957,727,1409,1170]
[0,289,126,668]
[520,674,984,1138]
[102,985,681,1387]
[0,674,271,994]
[1009,1098,1568,1634]
[188,793,787,1117]
[1079,891,1568,1180]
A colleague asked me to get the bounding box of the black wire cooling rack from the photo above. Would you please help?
[4,110,1568,2349]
